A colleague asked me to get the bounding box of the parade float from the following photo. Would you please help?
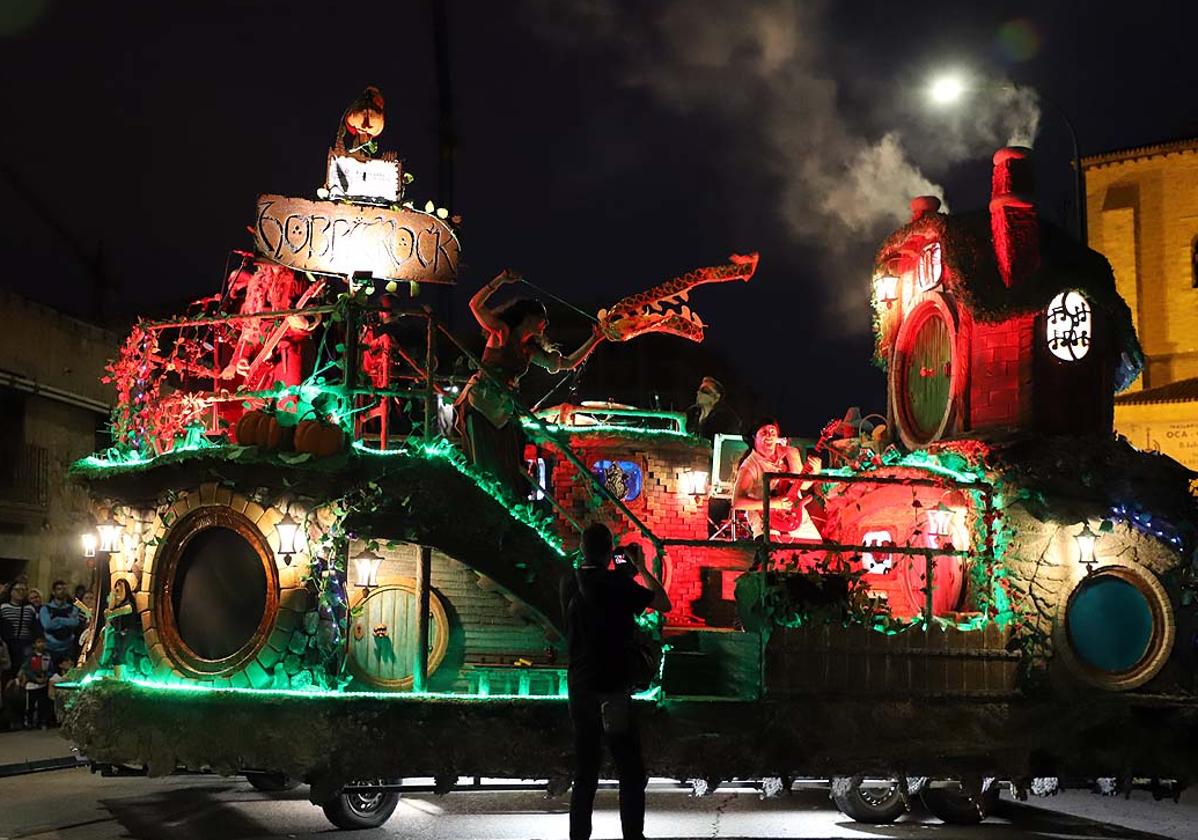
[58,92,1198,829]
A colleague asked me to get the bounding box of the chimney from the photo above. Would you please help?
[910,195,941,222]
[990,146,1039,288]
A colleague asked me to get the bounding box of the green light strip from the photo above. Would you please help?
[352,439,568,557]
[62,673,661,703]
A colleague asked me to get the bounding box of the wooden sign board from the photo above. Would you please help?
[326,154,401,202]
[254,195,459,284]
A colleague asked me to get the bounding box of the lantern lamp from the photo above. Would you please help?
[874,274,900,306]
[275,513,302,564]
[927,503,955,537]
[353,546,384,590]
[681,470,709,497]
[81,532,97,558]
[1075,521,1099,573]
[96,516,122,553]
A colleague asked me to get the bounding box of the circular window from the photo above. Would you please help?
[1058,566,1174,691]
[891,297,958,448]
[156,506,279,677]
[1045,290,1092,361]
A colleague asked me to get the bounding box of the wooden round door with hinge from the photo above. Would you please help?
[890,296,959,448]
[349,583,449,689]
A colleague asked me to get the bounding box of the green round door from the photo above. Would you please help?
[902,305,953,443]
[349,584,448,689]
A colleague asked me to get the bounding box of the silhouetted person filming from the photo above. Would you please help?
[561,524,671,840]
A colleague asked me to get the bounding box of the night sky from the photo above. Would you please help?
[1,1,1194,432]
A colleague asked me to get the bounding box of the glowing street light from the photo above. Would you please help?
[81,532,97,558]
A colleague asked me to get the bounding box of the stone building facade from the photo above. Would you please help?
[1084,138,1198,468]
[0,291,117,593]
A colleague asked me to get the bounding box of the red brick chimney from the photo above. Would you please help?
[910,195,942,222]
[990,146,1039,288]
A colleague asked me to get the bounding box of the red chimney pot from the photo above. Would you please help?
[910,195,942,221]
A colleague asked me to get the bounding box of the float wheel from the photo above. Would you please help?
[831,775,906,823]
[321,787,401,830]
[920,782,999,824]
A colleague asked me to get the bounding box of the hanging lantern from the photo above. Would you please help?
[353,546,384,590]
[81,532,97,558]
[275,513,302,564]
[96,515,122,553]
[1075,521,1099,574]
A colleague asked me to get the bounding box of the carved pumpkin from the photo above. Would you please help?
[345,86,385,143]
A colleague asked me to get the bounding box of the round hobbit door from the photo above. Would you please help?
[156,506,280,677]
[349,584,448,689]
[891,298,958,448]
[1060,566,1174,691]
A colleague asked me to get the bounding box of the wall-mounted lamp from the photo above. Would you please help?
[353,546,384,590]
[96,515,122,553]
[1075,521,1099,574]
[275,513,302,565]
[681,469,709,497]
[926,502,955,540]
[874,274,900,307]
[81,532,97,558]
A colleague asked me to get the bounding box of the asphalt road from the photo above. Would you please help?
[2,769,1196,840]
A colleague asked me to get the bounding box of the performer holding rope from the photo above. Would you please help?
[455,270,606,497]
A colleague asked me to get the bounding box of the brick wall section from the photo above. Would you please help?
[538,433,722,626]
[968,313,1035,430]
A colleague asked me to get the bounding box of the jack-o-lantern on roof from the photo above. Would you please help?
[872,147,1143,449]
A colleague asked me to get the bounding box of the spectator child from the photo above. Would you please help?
[20,637,53,728]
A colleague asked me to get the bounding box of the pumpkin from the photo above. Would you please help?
[344,86,385,143]
[235,410,293,450]
[235,410,268,446]
[294,420,344,457]
[293,419,322,453]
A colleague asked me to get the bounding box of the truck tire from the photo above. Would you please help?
[920,782,999,824]
[321,789,401,830]
[831,775,906,824]
[245,772,300,792]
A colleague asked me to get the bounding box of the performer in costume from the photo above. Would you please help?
[456,270,605,496]
[732,417,822,541]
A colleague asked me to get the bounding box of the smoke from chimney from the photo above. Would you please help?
[524,0,1041,329]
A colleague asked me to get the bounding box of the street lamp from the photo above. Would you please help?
[925,71,1087,243]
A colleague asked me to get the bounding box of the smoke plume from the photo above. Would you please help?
[524,0,1041,328]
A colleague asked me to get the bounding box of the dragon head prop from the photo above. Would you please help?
[597,252,759,342]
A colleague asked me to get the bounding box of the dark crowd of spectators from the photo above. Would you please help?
[1,575,89,730]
